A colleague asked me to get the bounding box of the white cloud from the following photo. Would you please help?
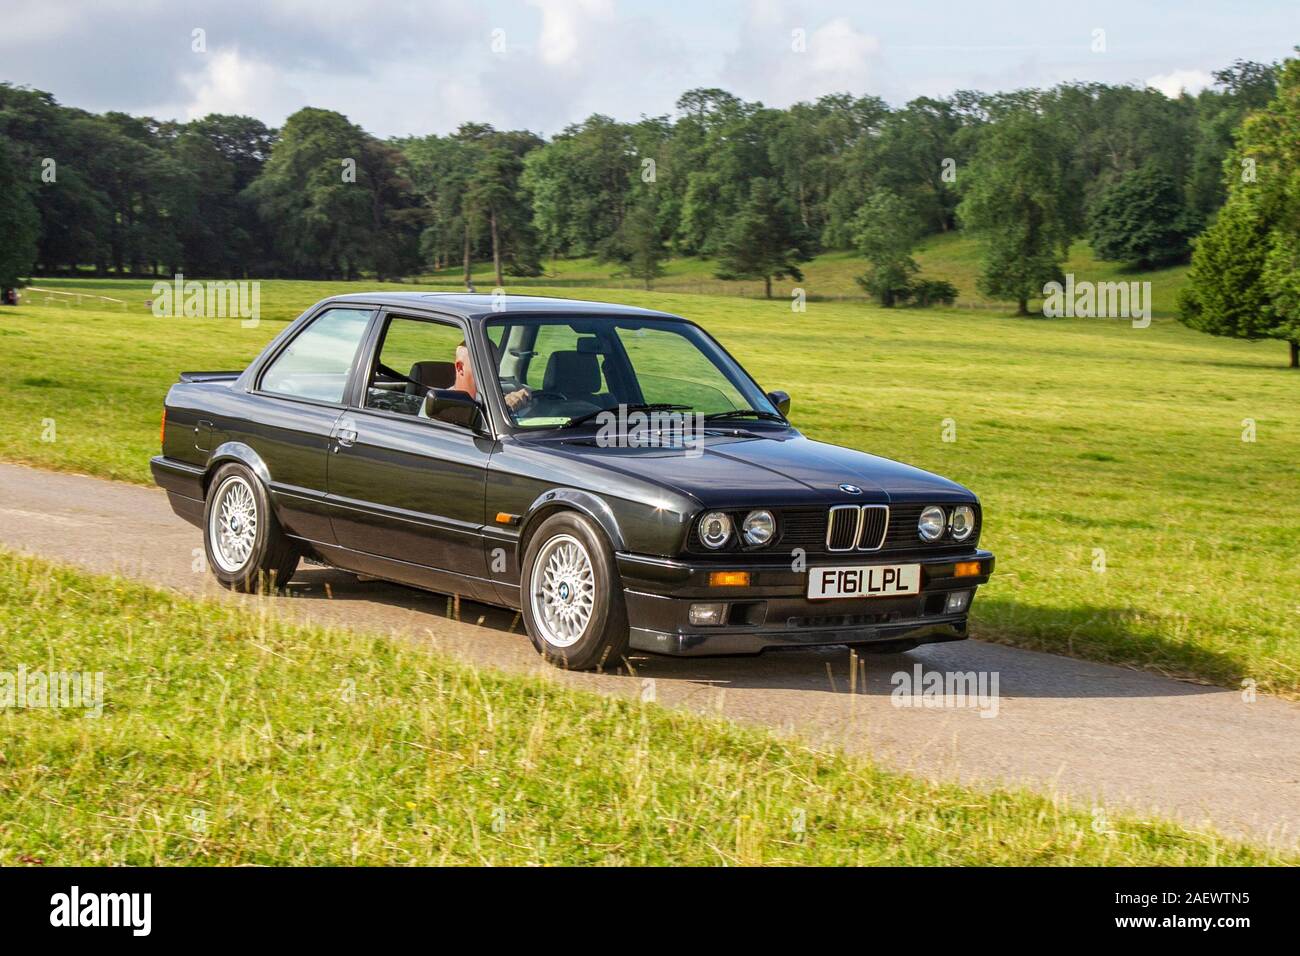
[180,48,301,121]
[471,1,695,134]
[1146,69,1215,98]
[722,6,884,107]
[804,18,881,83]
[529,0,615,68]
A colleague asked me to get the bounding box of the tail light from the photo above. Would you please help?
[159,408,167,446]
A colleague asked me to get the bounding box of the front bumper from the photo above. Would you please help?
[617,549,994,657]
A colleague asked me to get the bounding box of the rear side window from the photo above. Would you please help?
[260,308,372,403]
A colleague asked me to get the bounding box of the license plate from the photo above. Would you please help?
[807,564,921,600]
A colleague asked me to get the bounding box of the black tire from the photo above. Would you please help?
[520,511,630,671]
[203,462,300,593]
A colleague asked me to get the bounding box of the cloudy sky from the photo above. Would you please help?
[1,0,1294,137]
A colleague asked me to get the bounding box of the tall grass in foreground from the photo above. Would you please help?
[0,551,1287,866]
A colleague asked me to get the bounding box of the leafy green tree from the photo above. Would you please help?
[1261,228,1300,367]
[245,108,375,278]
[1180,57,1300,367]
[1087,164,1192,267]
[1180,197,1285,359]
[0,85,110,274]
[910,278,959,307]
[246,107,420,279]
[398,133,476,280]
[172,114,274,275]
[770,94,890,245]
[1041,83,1194,231]
[360,137,424,281]
[871,97,967,233]
[673,91,778,256]
[463,128,543,286]
[851,190,922,306]
[957,111,1073,314]
[600,197,666,289]
[466,145,515,287]
[714,178,810,298]
[1186,60,1279,223]
[522,115,639,259]
[93,112,196,275]
[0,139,38,290]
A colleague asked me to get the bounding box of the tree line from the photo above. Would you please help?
[1,55,1296,363]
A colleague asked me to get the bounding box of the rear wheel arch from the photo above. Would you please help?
[202,441,273,497]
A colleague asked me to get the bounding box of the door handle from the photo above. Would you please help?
[336,427,357,448]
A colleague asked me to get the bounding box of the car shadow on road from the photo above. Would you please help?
[279,568,1226,701]
[283,566,522,629]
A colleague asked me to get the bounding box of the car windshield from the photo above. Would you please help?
[483,316,781,429]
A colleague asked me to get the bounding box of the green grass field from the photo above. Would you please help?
[1,549,1286,866]
[2,252,1297,700]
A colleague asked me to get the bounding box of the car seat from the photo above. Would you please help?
[406,361,456,395]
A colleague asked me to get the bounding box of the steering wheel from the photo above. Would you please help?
[526,389,568,402]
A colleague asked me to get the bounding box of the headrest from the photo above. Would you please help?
[542,351,600,395]
[408,360,456,389]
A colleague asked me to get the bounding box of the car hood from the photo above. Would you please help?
[536,429,974,508]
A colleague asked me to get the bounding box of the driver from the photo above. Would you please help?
[454,341,531,412]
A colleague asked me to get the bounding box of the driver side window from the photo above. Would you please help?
[364,314,465,416]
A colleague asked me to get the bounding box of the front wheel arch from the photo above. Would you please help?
[516,489,626,565]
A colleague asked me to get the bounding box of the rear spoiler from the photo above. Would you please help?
[178,370,242,383]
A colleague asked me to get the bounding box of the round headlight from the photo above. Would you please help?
[699,511,733,549]
[741,510,775,547]
[918,505,947,542]
[950,505,975,541]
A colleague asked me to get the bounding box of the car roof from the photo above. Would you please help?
[322,291,685,323]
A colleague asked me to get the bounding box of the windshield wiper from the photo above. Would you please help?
[703,408,787,423]
[559,403,692,429]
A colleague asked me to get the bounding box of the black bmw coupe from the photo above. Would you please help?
[152,293,994,670]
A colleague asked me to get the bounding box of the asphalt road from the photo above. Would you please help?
[1,461,1297,850]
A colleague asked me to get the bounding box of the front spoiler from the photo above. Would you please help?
[617,548,993,657]
[629,616,968,656]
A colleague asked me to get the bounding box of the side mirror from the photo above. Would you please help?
[421,389,485,431]
[767,390,791,416]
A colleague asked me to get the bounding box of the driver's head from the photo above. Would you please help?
[453,341,476,399]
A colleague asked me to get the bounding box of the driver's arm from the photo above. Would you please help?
[503,385,532,411]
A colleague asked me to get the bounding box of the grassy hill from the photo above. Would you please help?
[412,234,1191,315]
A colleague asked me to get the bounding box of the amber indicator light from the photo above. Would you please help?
[709,571,751,587]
